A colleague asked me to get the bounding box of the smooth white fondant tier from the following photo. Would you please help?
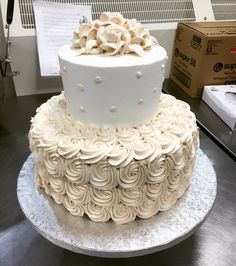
[58,44,167,126]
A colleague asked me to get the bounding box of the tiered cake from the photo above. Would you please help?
[29,12,199,224]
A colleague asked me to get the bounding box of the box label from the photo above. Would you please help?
[206,40,223,55]
[174,48,197,67]
[213,62,236,73]
[173,67,191,88]
[191,35,202,51]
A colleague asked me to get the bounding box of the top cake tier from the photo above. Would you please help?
[58,12,167,126]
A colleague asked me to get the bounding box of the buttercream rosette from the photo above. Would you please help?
[72,12,158,56]
[30,93,199,224]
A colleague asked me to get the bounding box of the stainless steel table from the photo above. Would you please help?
[0,89,236,266]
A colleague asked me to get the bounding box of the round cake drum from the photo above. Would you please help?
[17,149,216,258]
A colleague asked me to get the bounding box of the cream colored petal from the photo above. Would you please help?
[127,44,145,56]
[151,35,158,44]
[89,47,103,54]
[121,44,130,54]
[101,21,112,27]
[87,28,98,41]
[139,28,150,39]
[72,39,81,48]
[121,32,131,43]
[143,38,153,49]
[123,21,130,30]
[97,27,107,44]
[85,40,97,53]
[78,36,86,48]
[92,19,102,28]
[128,29,136,38]
[79,23,91,37]
[135,23,145,37]
[99,42,118,52]
[130,18,138,25]
[100,12,110,22]
[106,40,125,55]
[130,37,145,46]
[104,29,118,43]
[73,31,80,38]
[110,16,123,25]
[107,24,129,35]
[76,48,86,55]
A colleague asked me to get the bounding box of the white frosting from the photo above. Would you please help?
[119,188,145,207]
[63,195,85,216]
[64,159,90,184]
[85,202,110,222]
[48,175,65,194]
[65,182,90,204]
[44,152,65,178]
[30,93,199,224]
[145,180,168,200]
[118,162,147,189]
[136,199,160,219]
[159,191,178,211]
[90,161,119,189]
[110,203,137,224]
[90,187,118,207]
[51,191,63,205]
[58,44,167,126]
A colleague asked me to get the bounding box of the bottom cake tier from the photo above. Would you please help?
[29,93,199,224]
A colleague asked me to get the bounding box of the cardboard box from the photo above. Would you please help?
[202,85,236,130]
[170,21,236,98]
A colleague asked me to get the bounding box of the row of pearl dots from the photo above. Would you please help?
[62,66,165,113]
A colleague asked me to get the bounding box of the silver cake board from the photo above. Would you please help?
[17,149,217,258]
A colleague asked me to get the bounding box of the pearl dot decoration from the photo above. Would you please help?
[153,87,158,93]
[136,71,142,79]
[161,64,165,74]
[80,106,85,112]
[77,83,85,92]
[138,98,144,105]
[95,76,102,84]
[110,106,117,113]
[63,66,67,73]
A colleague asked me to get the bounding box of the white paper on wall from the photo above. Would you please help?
[33,0,91,76]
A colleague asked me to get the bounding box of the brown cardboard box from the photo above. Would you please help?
[170,21,236,98]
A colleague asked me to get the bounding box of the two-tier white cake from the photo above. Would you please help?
[29,12,199,224]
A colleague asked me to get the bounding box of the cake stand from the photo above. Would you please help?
[17,149,217,258]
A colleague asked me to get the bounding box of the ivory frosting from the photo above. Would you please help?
[29,93,199,224]
[72,12,157,56]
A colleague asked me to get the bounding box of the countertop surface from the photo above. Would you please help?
[0,88,236,266]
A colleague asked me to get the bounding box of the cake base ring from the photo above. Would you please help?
[17,149,216,258]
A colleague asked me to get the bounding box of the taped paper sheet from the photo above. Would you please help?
[33,0,91,76]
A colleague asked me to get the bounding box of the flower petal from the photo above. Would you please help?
[127,44,145,56]
[85,40,97,53]
[79,23,91,37]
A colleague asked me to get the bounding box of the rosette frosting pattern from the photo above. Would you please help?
[72,12,157,56]
[29,93,199,224]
